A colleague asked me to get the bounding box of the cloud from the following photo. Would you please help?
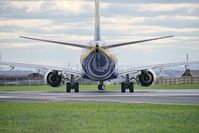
[0,31,92,50]
[3,1,89,15]
[100,0,199,4]
[102,15,199,27]
[101,16,145,25]
[2,1,110,15]
[2,15,198,34]
[103,20,199,35]
[49,1,92,15]
[0,43,33,49]
[0,18,52,28]
[3,1,44,13]
[174,16,199,20]
[137,3,199,12]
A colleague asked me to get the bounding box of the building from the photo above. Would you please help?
[0,70,45,86]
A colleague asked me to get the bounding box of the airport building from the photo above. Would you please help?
[0,70,45,86]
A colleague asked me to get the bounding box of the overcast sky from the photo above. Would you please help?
[0,0,199,68]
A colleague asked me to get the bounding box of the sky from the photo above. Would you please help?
[0,0,199,68]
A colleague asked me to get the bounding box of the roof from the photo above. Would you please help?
[190,70,199,77]
[181,69,192,77]
[181,69,199,77]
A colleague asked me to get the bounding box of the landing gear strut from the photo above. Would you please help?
[121,74,134,93]
[98,81,105,90]
[66,74,79,93]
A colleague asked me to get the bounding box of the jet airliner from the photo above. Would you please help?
[1,0,199,93]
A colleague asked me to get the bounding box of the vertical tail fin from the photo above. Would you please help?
[94,0,101,41]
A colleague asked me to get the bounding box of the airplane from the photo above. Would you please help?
[1,0,199,93]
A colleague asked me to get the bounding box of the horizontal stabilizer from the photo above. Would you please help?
[102,35,174,49]
[20,36,92,49]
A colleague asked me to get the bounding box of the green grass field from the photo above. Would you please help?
[0,84,199,91]
[0,102,198,133]
[1,85,199,132]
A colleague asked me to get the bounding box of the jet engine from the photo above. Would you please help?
[136,69,156,87]
[45,70,64,87]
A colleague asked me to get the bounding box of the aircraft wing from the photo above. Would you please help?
[118,61,199,75]
[0,62,82,76]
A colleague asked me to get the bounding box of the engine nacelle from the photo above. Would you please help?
[45,70,64,87]
[136,69,156,87]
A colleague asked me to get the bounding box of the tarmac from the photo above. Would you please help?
[0,89,199,105]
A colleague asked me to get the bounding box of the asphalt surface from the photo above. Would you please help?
[0,90,199,105]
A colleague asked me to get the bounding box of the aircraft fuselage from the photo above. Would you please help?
[81,42,118,81]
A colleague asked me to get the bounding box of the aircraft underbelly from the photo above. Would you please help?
[82,50,117,81]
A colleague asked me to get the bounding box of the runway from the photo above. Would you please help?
[0,90,199,105]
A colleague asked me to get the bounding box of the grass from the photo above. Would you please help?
[0,84,199,91]
[0,102,198,133]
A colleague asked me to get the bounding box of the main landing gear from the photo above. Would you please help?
[98,81,105,91]
[121,74,134,93]
[66,75,79,93]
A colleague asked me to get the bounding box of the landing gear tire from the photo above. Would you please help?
[66,82,79,93]
[98,84,105,90]
[98,81,105,91]
[74,82,79,93]
[66,82,71,93]
[129,82,134,93]
[121,82,126,93]
[121,82,134,93]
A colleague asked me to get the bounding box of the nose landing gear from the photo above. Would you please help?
[98,81,105,90]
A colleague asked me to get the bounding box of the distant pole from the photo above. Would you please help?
[186,53,189,62]
[0,52,1,62]
[0,53,1,70]
[68,62,71,69]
